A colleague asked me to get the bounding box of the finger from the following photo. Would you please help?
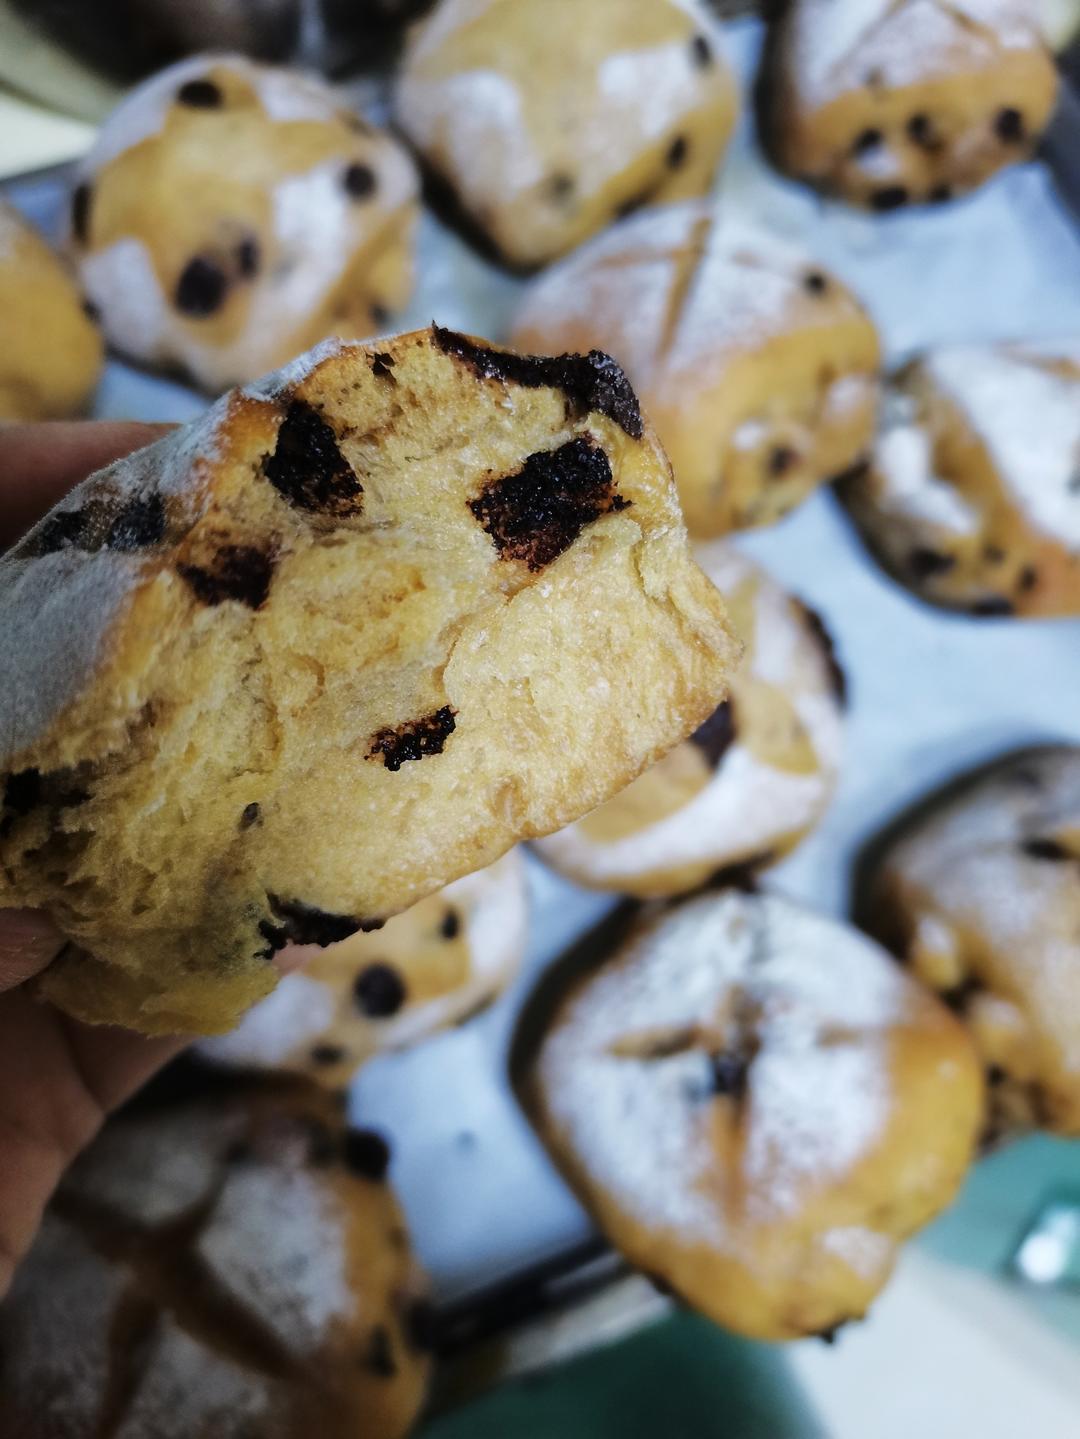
[0,421,173,550]
[0,909,65,993]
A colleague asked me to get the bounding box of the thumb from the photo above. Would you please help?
[0,910,65,992]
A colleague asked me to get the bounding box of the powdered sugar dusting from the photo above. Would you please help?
[873,417,983,535]
[820,1225,895,1280]
[241,335,360,400]
[537,892,913,1244]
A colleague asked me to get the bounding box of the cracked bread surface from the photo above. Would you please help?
[0,325,737,1035]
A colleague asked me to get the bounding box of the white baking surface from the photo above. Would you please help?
[5,16,1080,1435]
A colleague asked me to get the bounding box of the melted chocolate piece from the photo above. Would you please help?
[929,184,953,204]
[368,707,457,771]
[71,184,91,245]
[107,494,166,551]
[343,162,377,199]
[666,134,688,169]
[239,802,261,830]
[1021,838,1071,861]
[1017,565,1038,593]
[266,895,361,947]
[310,1043,347,1066]
[432,327,643,439]
[995,107,1025,143]
[689,699,735,770]
[852,128,883,154]
[870,186,909,211]
[178,544,275,608]
[469,436,629,571]
[440,908,460,941]
[804,270,828,294]
[263,400,364,516]
[908,546,956,578]
[367,1326,398,1378]
[3,768,41,817]
[906,113,937,148]
[547,172,575,201]
[370,302,391,327]
[175,257,228,317]
[354,963,407,1018]
[236,237,260,277]
[710,1050,750,1100]
[343,1127,392,1180]
[177,78,223,108]
[971,596,1014,617]
[798,603,847,707]
[31,508,95,555]
[370,351,395,379]
[691,33,713,67]
[767,445,797,477]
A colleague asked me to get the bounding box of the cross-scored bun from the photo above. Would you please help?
[519,890,982,1341]
[0,327,736,1035]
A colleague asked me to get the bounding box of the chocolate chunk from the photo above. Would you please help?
[1021,838,1071,861]
[266,895,361,947]
[987,1065,1008,1086]
[343,162,377,199]
[175,257,228,317]
[1017,565,1037,593]
[666,134,689,169]
[82,298,101,324]
[107,494,166,551]
[310,1043,347,1066]
[929,184,953,204]
[908,546,955,578]
[32,508,94,555]
[360,918,386,933]
[370,351,395,379]
[852,128,883,155]
[406,1299,440,1353]
[178,544,275,608]
[343,1127,392,1181]
[432,326,643,439]
[370,302,390,327]
[798,603,847,707]
[469,436,629,571]
[710,1050,750,1100]
[971,596,1014,617]
[236,237,260,277]
[440,908,460,941]
[767,445,797,477]
[804,270,828,294]
[547,172,575,201]
[354,963,407,1017]
[870,186,909,212]
[177,78,223,108]
[263,400,364,516]
[995,107,1025,143]
[3,768,41,816]
[367,1326,398,1378]
[368,707,457,770]
[71,184,91,244]
[689,699,735,770]
[691,33,713,67]
[906,113,937,148]
[239,802,261,830]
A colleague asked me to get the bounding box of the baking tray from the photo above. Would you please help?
[5,15,1080,1427]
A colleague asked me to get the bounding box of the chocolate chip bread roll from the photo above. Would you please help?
[763,0,1058,209]
[0,1080,431,1439]
[839,340,1080,617]
[520,890,982,1341]
[68,54,420,392]
[0,201,103,422]
[511,202,880,535]
[200,851,528,1085]
[395,0,737,270]
[859,745,1080,1144]
[0,326,737,1035]
[534,547,844,897]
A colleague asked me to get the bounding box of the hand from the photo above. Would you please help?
[0,421,184,1299]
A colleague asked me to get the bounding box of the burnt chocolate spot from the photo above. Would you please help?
[440,908,460,941]
[432,327,643,439]
[995,107,1025,143]
[311,1043,346,1066]
[547,172,575,202]
[929,184,953,204]
[367,1326,397,1378]
[343,162,377,199]
[909,546,955,578]
[691,33,713,67]
[236,237,260,277]
[71,184,91,244]
[32,508,94,555]
[804,270,828,294]
[240,802,261,830]
[666,134,689,169]
[177,78,223,108]
[370,302,390,327]
[870,186,909,212]
[1021,838,1071,861]
[852,128,883,155]
[343,1127,392,1180]
[689,700,735,770]
[176,257,228,317]
[354,963,407,1017]
[1017,565,1038,593]
[710,1050,750,1100]
[798,603,847,707]
[266,895,361,947]
[767,445,797,477]
[469,436,629,571]
[263,400,364,516]
[370,351,395,379]
[178,544,276,608]
[107,494,166,551]
[906,113,937,148]
[368,707,457,771]
[406,1299,440,1353]
[971,596,1014,617]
